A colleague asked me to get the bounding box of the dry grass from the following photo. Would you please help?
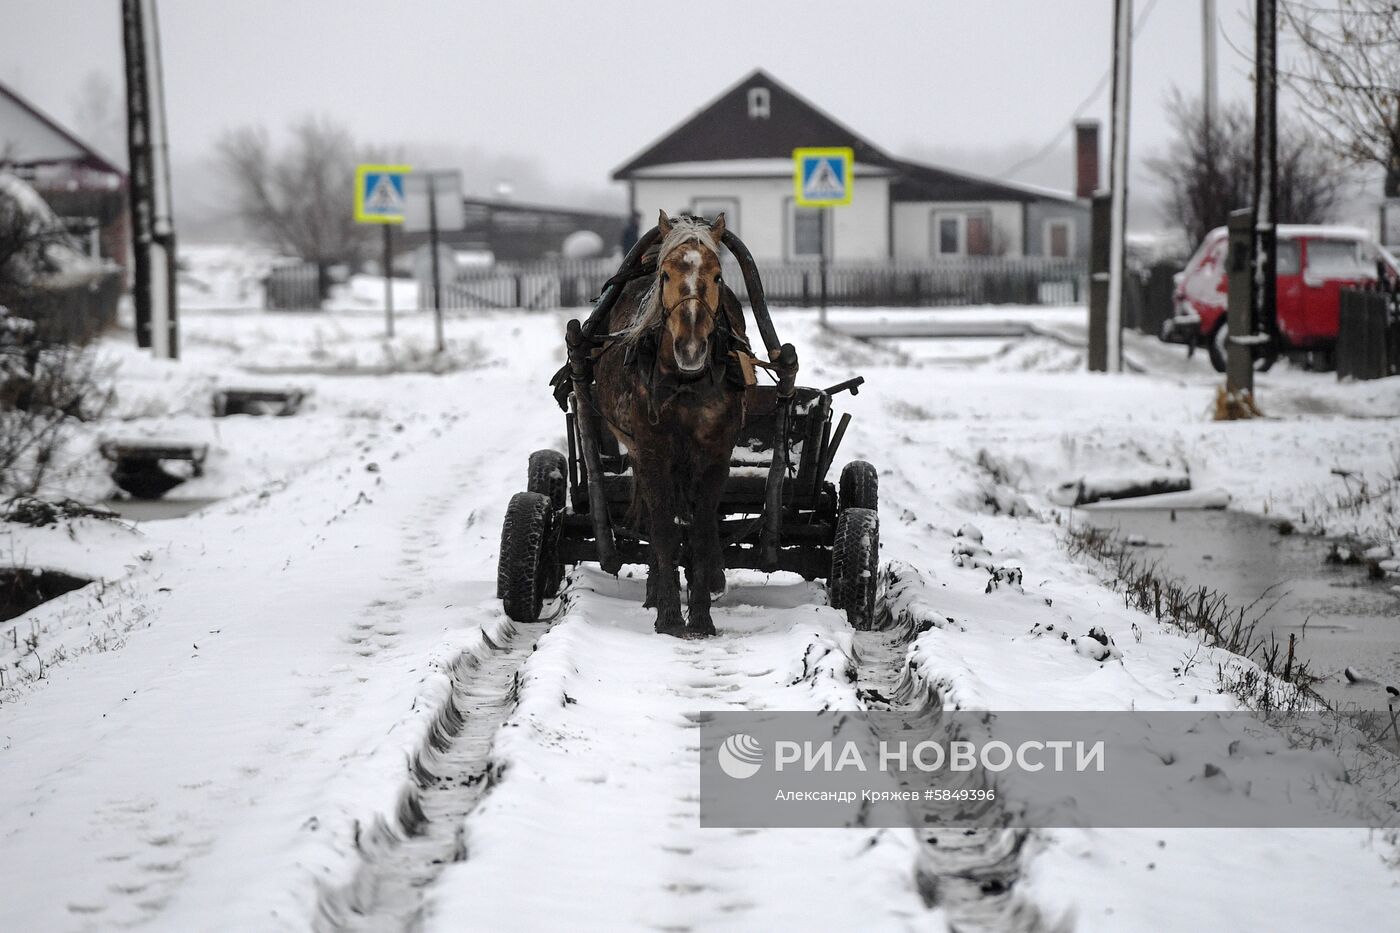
[1066,522,1325,711]
[1212,385,1265,421]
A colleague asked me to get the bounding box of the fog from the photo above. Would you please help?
[4,0,1345,237]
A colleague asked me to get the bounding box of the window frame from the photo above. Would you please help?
[932,211,967,258]
[1043,218,1075,259]
[787,198,827,261]
[690,197,739,234]
[747,87,771,119]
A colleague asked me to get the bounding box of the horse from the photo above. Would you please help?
[592,210,749,637]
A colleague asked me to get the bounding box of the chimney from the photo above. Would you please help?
[1074,120,1100,199]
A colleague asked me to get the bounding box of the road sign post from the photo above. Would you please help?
[354,163,410,338]
[427,174,443,353]
[793,147,854,328]
[382,225,394,337]
[404,170,465,356]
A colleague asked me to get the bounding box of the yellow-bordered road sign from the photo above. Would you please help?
[793,147,854,207]
[355,164,411,224]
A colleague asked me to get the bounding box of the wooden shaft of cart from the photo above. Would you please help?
[566,318,621,574]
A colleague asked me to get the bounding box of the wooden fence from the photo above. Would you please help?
[0,268,124,343]
[428,256,1087,311]
[264,264,322,310]
[1338,287,1400,381]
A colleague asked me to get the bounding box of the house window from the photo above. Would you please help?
[691,198,739,234]
[932,210,993,258]
[747,87,770,119]
[1044,219,1074,258]
[935,215,962,256]
[790,202,826,259]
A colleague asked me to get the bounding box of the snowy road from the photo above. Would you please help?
[2,306,1399,931]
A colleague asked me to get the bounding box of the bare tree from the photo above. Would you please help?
[1281,0,1400,197]
[69,70,125,165]
[1147,91,1345,247]
[217,115,368,297]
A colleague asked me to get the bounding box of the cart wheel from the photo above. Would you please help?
[498,491,554,622]
[830,507,879,630]
[527,449,568,512]
[839,460,879,514]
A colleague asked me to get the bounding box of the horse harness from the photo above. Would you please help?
[550,242,762,434]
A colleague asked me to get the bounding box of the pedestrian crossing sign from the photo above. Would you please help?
[793,148,853,207]
[355,164,411,224]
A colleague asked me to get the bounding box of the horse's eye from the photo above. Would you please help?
[660,272,669,282]
[716,275,723,284]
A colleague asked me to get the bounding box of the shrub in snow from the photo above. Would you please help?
[1,302,112,498]
[1072,626,1123,662]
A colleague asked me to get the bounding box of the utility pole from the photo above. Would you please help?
[1202,0,1219,246]
[1251,0,1279,349]
[121,0,178,359]
[1202,0,1218,134]
[1104,0,1134,373]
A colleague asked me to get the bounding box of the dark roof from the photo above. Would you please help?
[612,69,890,179]
[889,159,1076,205]
[0,79,125,177]
[612,69,1079,206]
[460,195,623,225]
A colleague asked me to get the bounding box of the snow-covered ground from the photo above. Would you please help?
[2,301,1399,931]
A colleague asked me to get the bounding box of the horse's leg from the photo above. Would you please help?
[707,501,727,599]
[685,463,727,636]
[649,519,685,636]
[630,452,670,610]
[639,468,685,636]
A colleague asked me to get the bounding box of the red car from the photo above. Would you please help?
[1162,225,1400,371]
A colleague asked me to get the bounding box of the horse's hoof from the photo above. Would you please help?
[686,619,718,638]
[655,619,687,637]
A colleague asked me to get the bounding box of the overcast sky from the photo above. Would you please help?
[3,0,1266,220]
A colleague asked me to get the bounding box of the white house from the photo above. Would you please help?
[614,70,1095,264]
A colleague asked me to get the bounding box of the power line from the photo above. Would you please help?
[996,0,1162,180]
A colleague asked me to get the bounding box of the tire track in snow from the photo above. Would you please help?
[415,569,931,931]
[856,614,1058,933]
[312,609,554,932]
[311,405,563,932]
[849,399,1065,932]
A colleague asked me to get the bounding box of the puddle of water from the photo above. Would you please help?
[1082,508,1400,709]
[2,568,92,622]
[104,498,221,523]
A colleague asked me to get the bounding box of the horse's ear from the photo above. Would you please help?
[658,210,673,237]
[710,212,726,240]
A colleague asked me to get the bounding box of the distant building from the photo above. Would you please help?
[613,69,1095,263]
[0,79,128,270]
[399,196,626,264]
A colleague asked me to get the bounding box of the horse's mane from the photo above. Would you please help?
[620,216,721,347]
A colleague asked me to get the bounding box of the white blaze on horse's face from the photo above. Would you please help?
[657,212,727,376]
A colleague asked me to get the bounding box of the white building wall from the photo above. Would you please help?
[892,201,1025,259]
[631,173,889,262]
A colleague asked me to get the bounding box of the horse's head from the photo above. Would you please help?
[654,209,726,376]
